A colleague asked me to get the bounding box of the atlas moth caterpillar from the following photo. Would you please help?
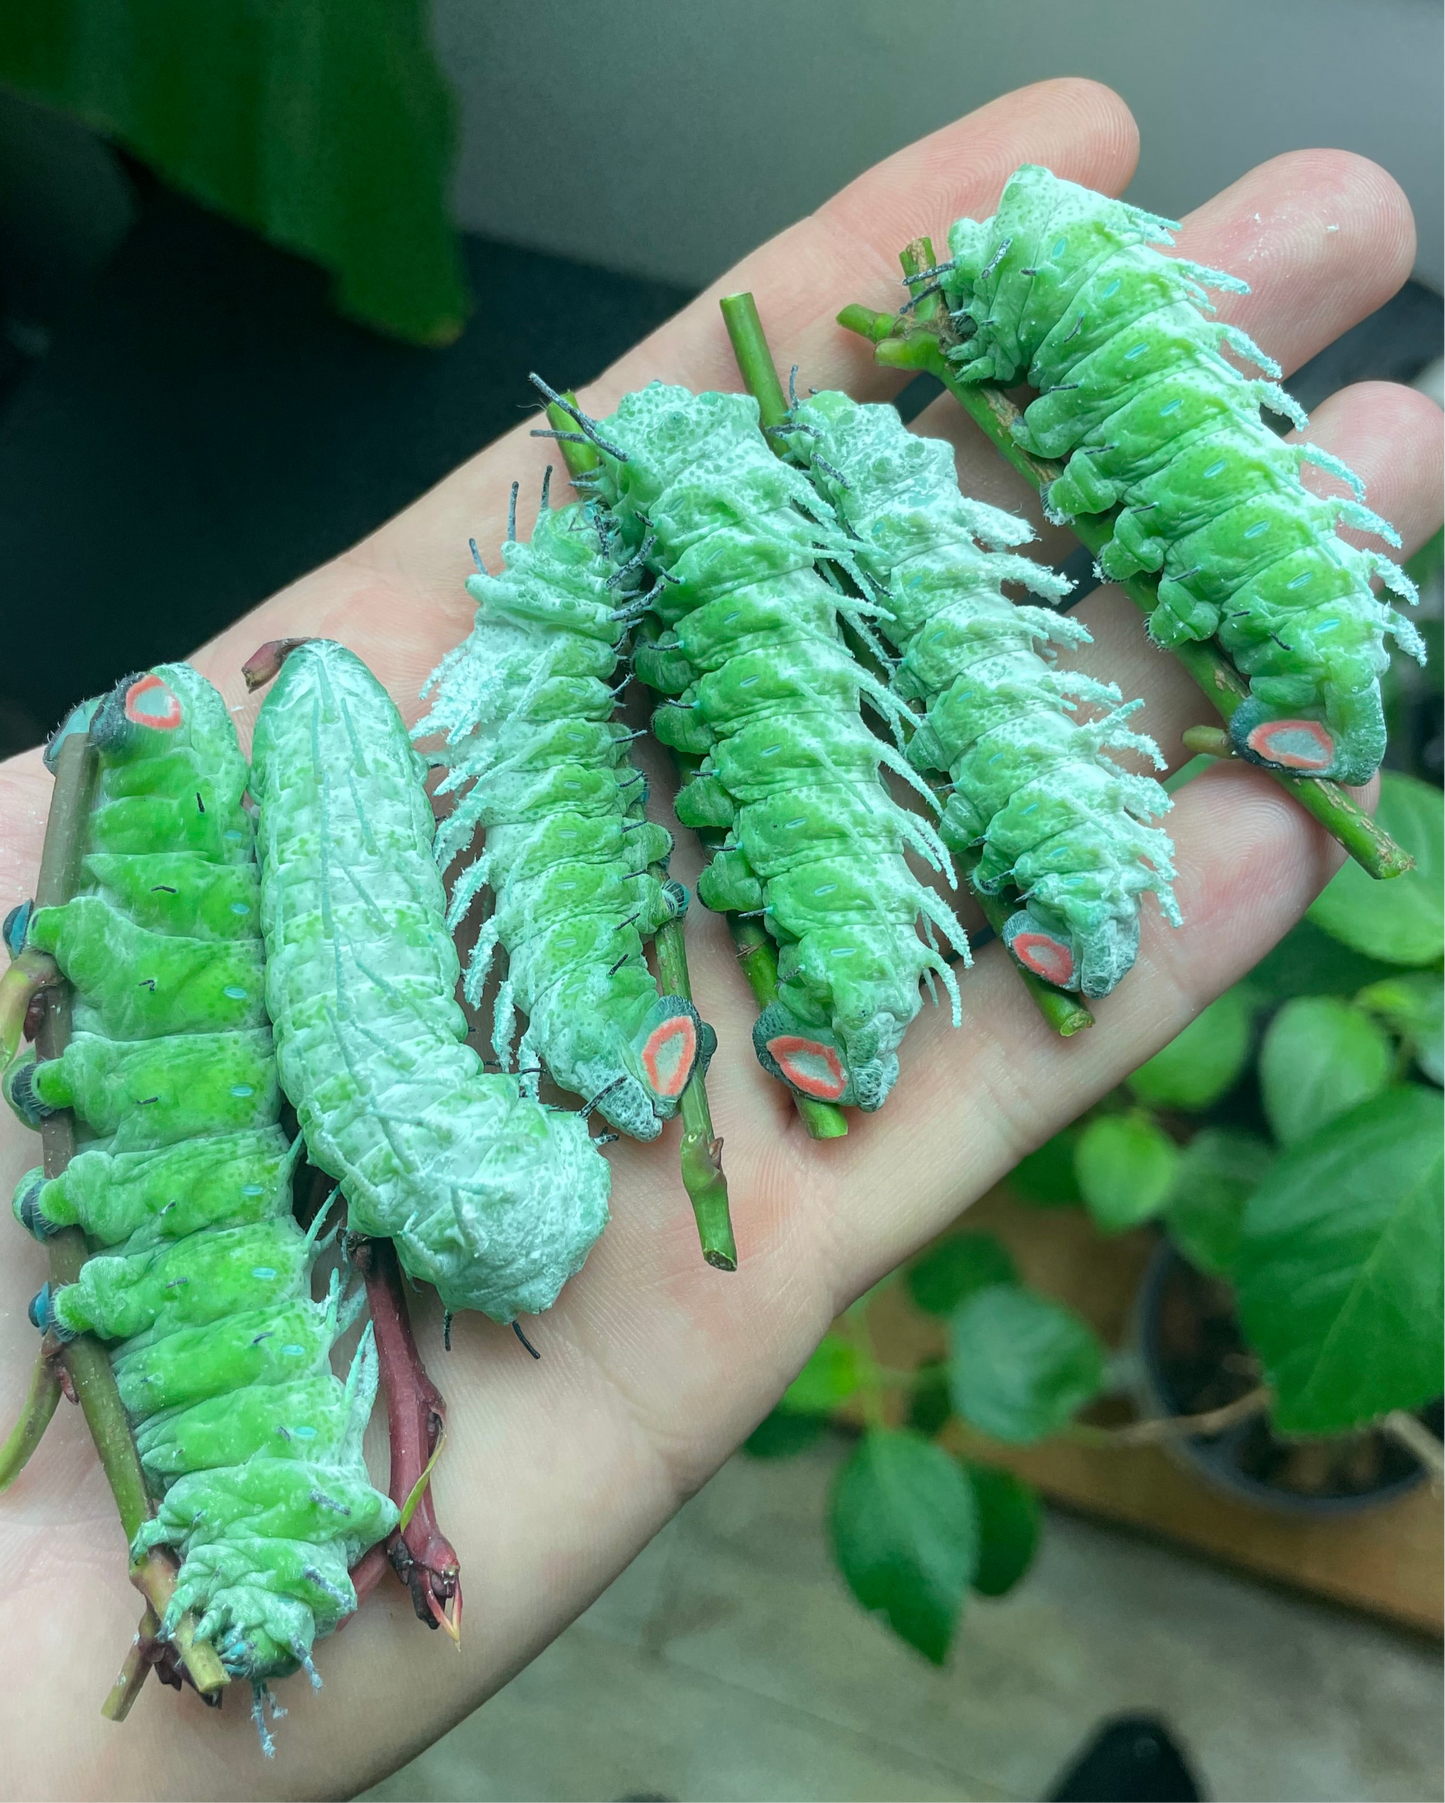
[250,638,609,1323]
[414,476,714,1141]
[5,663,397,1719]
[934,163,1422,786]
[784,388,1180,999]
[565,380,969,1113]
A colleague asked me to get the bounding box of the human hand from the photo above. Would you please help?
[0,77,1439,1801]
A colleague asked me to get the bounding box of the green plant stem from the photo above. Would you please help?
[29,736,228,1703]
[838,1300,889,1430]
[838,260,1412,883]
[721,289,1093,1039]
[0,1348,62,1491]
[650,887,737,1270]
[547,394,849,1142]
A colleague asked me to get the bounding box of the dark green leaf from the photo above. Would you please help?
[1259,997,1394,1146]
[949,1286,1106,1443]
[1126,987,1255,1111]
[1248,918,1400,1002]
[1075,1111,1181,1231]
[1308,773,1443,966]
[777,1332,861,1415]
[906,1360,953,1438]
[828,1428,977,1664]
[965,1462,1042,1597]
[1008,1129,1084,1207]
[906,1233,1018,1316]
[1357,973,1444,1086]
[1161,1128,1271,1277]
[0,1,469,345]
[744,1409,828,1460]
[1236,1086,1445,1434]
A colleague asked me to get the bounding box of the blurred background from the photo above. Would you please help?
[0,4,1440,1800]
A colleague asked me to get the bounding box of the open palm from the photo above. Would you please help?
[0,79,1439,1801]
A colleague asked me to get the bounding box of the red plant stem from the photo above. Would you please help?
[347,1237,461,1640]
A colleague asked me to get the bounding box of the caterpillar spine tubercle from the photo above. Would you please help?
[939,163,1420,786]
[251,639,611,1319]
[585,379,966,1113]
[8,665,396,1699]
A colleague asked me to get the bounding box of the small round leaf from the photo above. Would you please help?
[828,1428,977,1664]
[965,1462,1042,1598]
[906,1232,1018,1316]
[949,1286,1106,1443]
[1075,1111,1181,1232]
[1127,987,1255,1111]
[1259,997,1394,1147]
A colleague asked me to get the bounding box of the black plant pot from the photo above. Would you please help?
[1133,1239,1439,1516]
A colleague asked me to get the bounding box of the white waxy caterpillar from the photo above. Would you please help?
[250,639,610,1322]
[786,390,1179,998]
[7,664,397,1709]
[938,164,1422,785]
[415,487,714,1140]
[580,383,968,1112]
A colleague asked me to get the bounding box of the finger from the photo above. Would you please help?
[1063,378,1445,771]
[908,146,1421,552]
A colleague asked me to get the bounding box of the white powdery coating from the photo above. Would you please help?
[252,640,609,1321]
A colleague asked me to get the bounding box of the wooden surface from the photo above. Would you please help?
[864,1190,1444,1637]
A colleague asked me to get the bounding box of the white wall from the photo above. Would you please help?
[434,0,1443,293]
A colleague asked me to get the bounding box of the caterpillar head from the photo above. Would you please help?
[1002,905,1140,1001]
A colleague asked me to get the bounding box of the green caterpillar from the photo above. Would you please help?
[415,484,713,1140]
[251,639,610,1322]
[935,164,1421,785]
[7,665,396,1719]
[785,389,1179,998]
[573,383,967,1112]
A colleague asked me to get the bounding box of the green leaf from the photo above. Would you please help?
[965,1463,1042,1598]
[0,1,469,345]
[949,1286,1106,1443]
[1126,988,1255,1111]
[1074,1111,1181,1232]
[1258,997,1394,1146]
[744,1410,827,1460]
[906,1233,1018,1316]
[777,1332,861,1415]
[1008,1129,1083,1207]
[1236,1085,1445,1435]
[1357,973,1445,1086]
[828,1428,977,1664]
[1248,918,1400,1002]
[1308,773,1443,966]
[906,1360,953,1439]
[1161,1128,1271,1277]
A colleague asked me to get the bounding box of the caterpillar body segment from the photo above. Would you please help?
[9,663,396,1691]
[786,389,1179,999]
[939,164,1420,786]
[589,383,967,1112]
[250,639,609,1322]
[415,497,714,1142]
